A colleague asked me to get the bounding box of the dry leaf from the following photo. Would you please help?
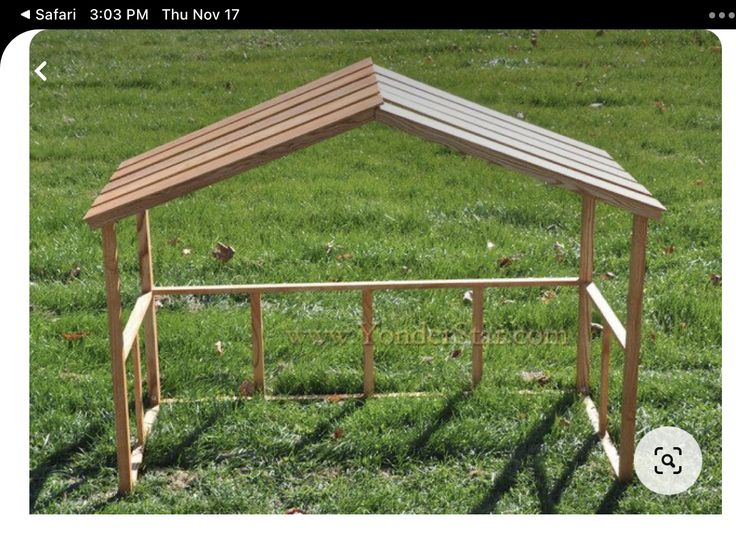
[239,380,255,397]
[326,394,344,403]
[591,322,604,337]
[601,271,617,280]
[589,102,604,109]
[679,322,688,330]
[498,256,515,268]
[540,290,557,304]
[332,427,345,440]
[521,370,550,386]
[420,355,434,364]
[212,242,235,263]
[336,252,353,261]
[449,348,462,359]
[649,331,657,343]
[215,340,224,356]
[694,179,705,187]
[558,417,571,428]
[181,248,192,256]
[515,112,525,120]
[463,290,473,304]
[709,273,722,286]
[67,266,81,281]
[285,507,305,514]
[62,331,88,341]
[501,298,515,305]
[655,100,667,113]
[662,245,675,255]
[486,241,496,252]
[468,467,485,478]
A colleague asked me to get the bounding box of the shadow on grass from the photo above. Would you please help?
[596,480,629,514]
[30,421,106,512]
[470,391,576,514]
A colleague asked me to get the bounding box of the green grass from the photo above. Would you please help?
[29,29,721,514]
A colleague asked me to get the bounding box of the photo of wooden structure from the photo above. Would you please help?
[84,58,665,494]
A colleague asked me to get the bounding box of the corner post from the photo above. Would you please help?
[577,195,596,393]
[362,289,375,396]
[619,215,649,482]
[251,292,265,393]
[101,222,133,494]
[136,210,161,406]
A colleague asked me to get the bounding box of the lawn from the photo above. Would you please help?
[29,29,722,514]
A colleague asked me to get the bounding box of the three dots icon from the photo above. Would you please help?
[709,11,735,19]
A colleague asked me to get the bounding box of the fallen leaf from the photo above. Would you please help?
[62,331,88,341]
[154,295,172,309]
[336,252,353,261]
[239,380,255,397]
[709,273,722,286]
[558,417,571,428]
[693,179,705,187]
[463,290,473,304]
[601,271,617,280]
[62,114,75,125]
[449,348,462,359]
[420,355,434,364]
[662,245,675,255]
[540,290,557,304]
[486,240,495,252]
[212,242,235,263]
[711,46,722,53]
[655,100,667,113]
[285,507,305,514]
[170,470,195,490]
[181,248,192,256]
[67,266,81,281]
[498,256,515,268]
[501,299,515,305]
[167,237,180,246]
[326,394,344,403]
[521,370,549,386]
[401,265,411,274]
[332,427,344,440]
[591,322,604,337]
[215,340,224,356]
[679,322,688,330]
[589,102,604,109]
[515,112,525,120]
[468,467,485,478]
[649,331,657,343]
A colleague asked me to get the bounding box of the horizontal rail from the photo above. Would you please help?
[586,283,626,348]
[153,277,580,296]
[122,292,153,361]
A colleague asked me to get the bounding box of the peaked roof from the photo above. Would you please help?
[84,58,664,228]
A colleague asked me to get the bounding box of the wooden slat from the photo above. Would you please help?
[107,71,379,191]
[120,58,374,169]
[153,277,580,296]
[586,282,627,348]
[376,104,665,220]
[471,287,484,387]
[377,75,637,181]
[122,291,153,362]
[136,211,160,406]
[378,83,649,196]
[598,324,611,436]
[130,405,160,483]
[101,223,133,494]
[619,215,649,483]
[85,97,380,228]
[251,292,265,394]
[374,65,614,160]
[131,335,145,446]
[583,396,620,477]
[362,289,375,396]
[577,196,595,393]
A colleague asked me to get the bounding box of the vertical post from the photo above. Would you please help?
[619,215,648,482]
[132,335,145,445]
[251,292,265,394]
[577,195,596,393]
[471,287,484,387]
[598,323,611,437]
[362,289,375,396]
[136,211,160,406]
[101,223,133,494]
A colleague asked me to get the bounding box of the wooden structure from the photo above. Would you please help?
[84,58,665,494]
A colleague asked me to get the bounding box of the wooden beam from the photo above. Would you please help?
[136,211,161,406]
[101,223,133,494]
[131,335,145,446]
[619,215,649,482]
[154,276,580,296]
[121,292,152,362]
[251,292,265,393]
[130,405,160,483]
[583,396,620,477]
[471,287,484,387]
[577,196,596,393]
[362,289,375,396]
[586,282,627,348]
[598,324,611,437]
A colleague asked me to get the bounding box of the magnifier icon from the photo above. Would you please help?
[661,454,675,468]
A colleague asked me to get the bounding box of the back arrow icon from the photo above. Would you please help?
[34,61,47,81]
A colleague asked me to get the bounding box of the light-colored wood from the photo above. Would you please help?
[598,324,611,436]
[471,287,484,387]
[130,405,160,483]
[583,395,620,477]
[122,291,152,362]
[154,276,580,296]
[250,292,265,394]
[136,211,160,406]
[161,391,441,404]
[101,223,133,494]
[120,58,374,169]
[85,97,380,228]
[362,289,375,396]
[586,282,627,348]
[377,82,649,195]
[619,215,649,482]
[131,335,145,446]
[376,104,664,220]
[577,196,596,393]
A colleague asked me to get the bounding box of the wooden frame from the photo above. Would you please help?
[86,60,661,494]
